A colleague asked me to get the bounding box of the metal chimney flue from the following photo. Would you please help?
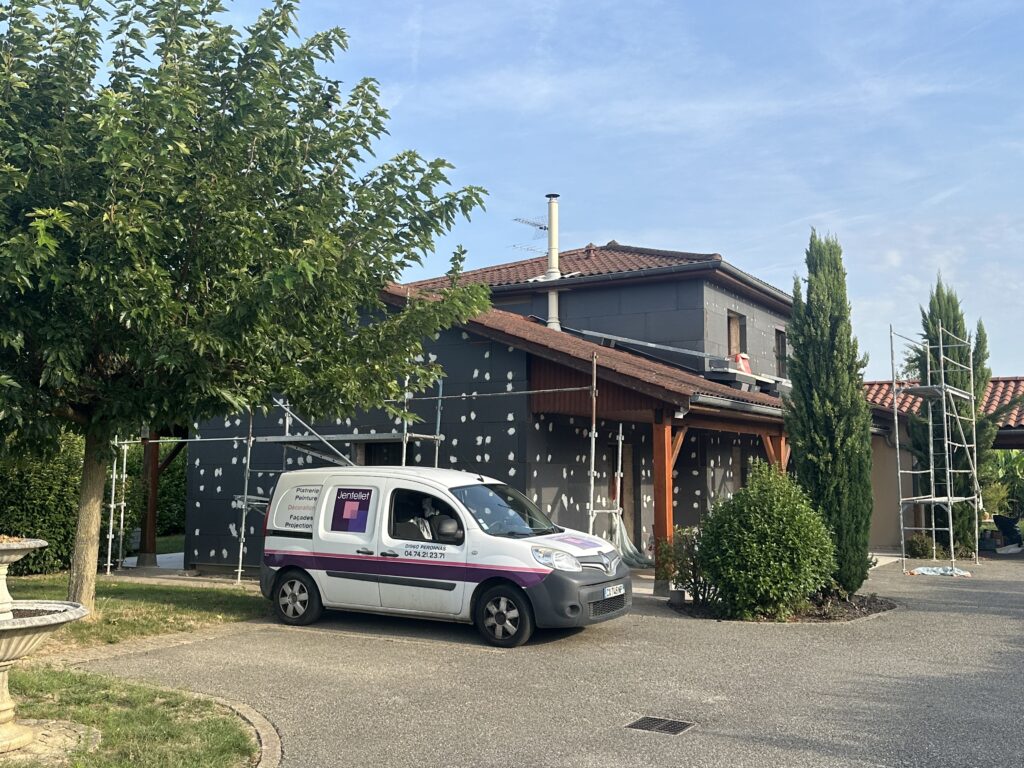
[545,193,561,331]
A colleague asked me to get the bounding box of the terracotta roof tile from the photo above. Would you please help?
[864,378,1024,428]
[410,242,721,291]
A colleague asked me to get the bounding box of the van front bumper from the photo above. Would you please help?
[524,560,632,629]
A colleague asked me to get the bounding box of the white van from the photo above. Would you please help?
[259,466,632,647]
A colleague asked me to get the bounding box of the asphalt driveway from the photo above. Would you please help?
[82,559,1024,768]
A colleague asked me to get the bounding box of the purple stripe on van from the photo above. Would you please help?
[264,551,548,589]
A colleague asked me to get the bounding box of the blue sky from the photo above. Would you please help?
[243,0,1022,378]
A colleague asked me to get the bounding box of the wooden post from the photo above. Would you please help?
[653,416,674,548]
[137,430,160,567]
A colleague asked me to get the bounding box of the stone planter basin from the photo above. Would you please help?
[0,541,48,568]
[0,601,89,663]
[0,537,90,753]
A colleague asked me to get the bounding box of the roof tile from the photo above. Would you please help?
[410,242,721,291]
[864,378,1024,428]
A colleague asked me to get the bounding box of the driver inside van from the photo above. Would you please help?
[413,498,436,540]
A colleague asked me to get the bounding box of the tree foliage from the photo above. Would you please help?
[784,231,873,594]
[0,0,490,607]
[907,278,1011,554]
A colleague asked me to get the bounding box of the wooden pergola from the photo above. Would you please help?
[529,356,789,548]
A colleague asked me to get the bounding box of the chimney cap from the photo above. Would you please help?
[545,193,560,200]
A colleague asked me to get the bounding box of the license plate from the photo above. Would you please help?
[604,583,626,599]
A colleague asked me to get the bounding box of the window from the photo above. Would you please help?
[388,489,462,543]
[727,311,747,356]
[775,329,788,378]
[451,483,559,538]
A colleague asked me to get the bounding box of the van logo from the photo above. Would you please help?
[600,553,612,574]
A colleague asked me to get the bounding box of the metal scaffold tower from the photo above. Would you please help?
[890,324,983,573]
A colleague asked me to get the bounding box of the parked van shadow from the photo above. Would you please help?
[306,609,587,647]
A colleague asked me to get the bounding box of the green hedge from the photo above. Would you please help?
[0,436,187,575]
[0,432,85,575]
[700,460,836,620]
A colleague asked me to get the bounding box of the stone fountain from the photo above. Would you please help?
[0,538,88,754]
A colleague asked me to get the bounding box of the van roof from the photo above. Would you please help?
[277,466,502,487]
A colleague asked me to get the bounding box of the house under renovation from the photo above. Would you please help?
[181,196,1024,572]
[184,196,798,572]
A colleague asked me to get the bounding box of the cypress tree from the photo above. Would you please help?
[908,279,1001,555]
[784,231,874,594]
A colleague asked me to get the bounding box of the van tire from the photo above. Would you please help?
[273,570,323,626]
[474,583,534,647]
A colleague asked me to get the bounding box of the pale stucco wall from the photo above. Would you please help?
[870,425,916,551]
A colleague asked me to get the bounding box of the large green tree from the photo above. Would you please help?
[908,278,1006,555]
[0,0,489,609]
[784,231,873,594]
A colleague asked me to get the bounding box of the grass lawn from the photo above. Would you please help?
[8,575,269,653]
[155,534,186,555]
[3,667,256,768]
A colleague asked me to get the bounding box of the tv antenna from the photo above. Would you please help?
[514,216,547,231]
[510,213,548,254]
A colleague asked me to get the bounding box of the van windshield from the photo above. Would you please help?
[451,483,560,538]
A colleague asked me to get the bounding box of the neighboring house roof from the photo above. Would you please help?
[863,378,1024,429]
[411,242,720,291]
[382,285,783,412]
[410,241,793,310]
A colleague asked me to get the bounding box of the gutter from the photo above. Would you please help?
[689,393,783,419]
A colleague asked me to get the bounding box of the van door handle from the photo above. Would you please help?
[356,548,374,555]
[379,550,399,558]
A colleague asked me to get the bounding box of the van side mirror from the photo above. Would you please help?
[436,518,463,544]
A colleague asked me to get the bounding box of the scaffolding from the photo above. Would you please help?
[890,324,982,573]
[103,359,654,581]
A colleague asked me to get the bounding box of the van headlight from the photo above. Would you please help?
[532,546,582,572]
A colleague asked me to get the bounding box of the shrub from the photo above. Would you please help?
[700,461,836,620]
[0,433,84,575]
[656,526,716,605]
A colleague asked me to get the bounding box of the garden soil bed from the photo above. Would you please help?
[670,592,897,622]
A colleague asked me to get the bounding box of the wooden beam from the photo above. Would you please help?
[670,427,688,467]
[683,415,784,437]
[759,432,778,467]
[652,418,674,549]
[778,435,791,470]
[157,440,185,475]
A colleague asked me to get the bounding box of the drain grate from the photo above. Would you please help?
[626,716,695,735]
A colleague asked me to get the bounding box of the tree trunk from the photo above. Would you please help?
[67,430,108,611]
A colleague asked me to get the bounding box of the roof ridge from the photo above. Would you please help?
[598,242,721,260]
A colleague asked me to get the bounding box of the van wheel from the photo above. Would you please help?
[474,584,534,648]
[274,570,323,626]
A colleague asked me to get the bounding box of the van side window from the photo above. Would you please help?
[389,489,463,543]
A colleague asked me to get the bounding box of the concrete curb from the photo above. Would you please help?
[207,694,282,768]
